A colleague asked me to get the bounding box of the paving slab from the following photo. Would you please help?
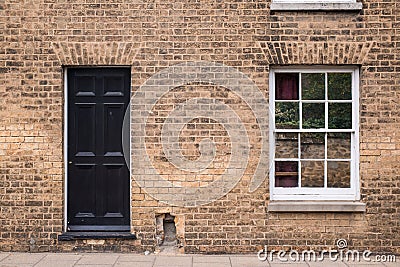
[0,253,45,265]
[193,256,231,263]
[0,264,34,267]
[346,264,386,267]
[381,262,399,267]
[0,254,10,262]
[307,260,347,267]
[230,256,269,267]
[41,253,82,261]
[34,261,77,267]
[153,255,193,267]
[269,262,309,267]
[193,263,232,267]
[345,259,386,267]
[75,254,119,265]
[115,262,154,267]
[118,254,155,262]
[0,253,397,267]
[347,262,388,267]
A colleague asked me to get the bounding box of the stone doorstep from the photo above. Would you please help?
[57,232,137,241]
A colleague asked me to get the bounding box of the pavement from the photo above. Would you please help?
[0,252,397,267]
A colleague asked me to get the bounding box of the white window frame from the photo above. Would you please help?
[269,67,360,201]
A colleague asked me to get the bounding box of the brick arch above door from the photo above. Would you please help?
[258,41,375,65]
[51,42,141,66]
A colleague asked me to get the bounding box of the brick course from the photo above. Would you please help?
[0,0,399,254]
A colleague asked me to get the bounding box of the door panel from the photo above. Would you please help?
[75,104,96,157]
[103,164,127,217]
[104,104,126,156]
[74,75,96,96]
[67,68,131,231]
[69,164,96,217]
[104,75,125,96]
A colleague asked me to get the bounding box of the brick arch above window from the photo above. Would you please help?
[51,42,141,66]
[258,41,375,65]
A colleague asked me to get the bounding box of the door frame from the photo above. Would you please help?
[63,66,132,232]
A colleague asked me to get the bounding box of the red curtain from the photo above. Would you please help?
[275,73,299,100]
[275,161,298,187]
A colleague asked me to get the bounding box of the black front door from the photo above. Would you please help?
[67,68,130,231]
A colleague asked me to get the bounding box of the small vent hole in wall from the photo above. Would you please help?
[162,214,176,246]
[156,213,177,249]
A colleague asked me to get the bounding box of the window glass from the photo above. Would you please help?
[301,133,325,159]
[275,102,299,129]
[302,73,325,100]
[328,103,352,129]
[301,161,324,188]
[275,133,298,159]
[327,133,351,159]
[327,161,351,188]
[275,73,299,100]
[328,73,352,100]
[302,103,325,129]
[275,161,298,187]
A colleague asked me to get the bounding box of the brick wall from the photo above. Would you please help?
[0,0,399,254]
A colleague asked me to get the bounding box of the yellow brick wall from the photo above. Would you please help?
[0,0,399,254]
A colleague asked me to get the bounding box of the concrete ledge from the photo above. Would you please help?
[58,232,137,241]
[270,2,363,11]
[268,201,366,212]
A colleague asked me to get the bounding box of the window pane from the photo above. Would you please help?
[301,133,325,159]
[327,161,350,188]
[275,102,299,129]
[301,161,324,187]
[275,133,298,159]
[328,103,352,129]
[301,73,325,100]
[302,103,325,129]
[275,161,298,187]
[328,73,352,100]
[327,133,351,159]
[275,73,299,100]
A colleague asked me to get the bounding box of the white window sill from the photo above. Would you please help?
[268,201,366,212]
[270,2,363,11]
